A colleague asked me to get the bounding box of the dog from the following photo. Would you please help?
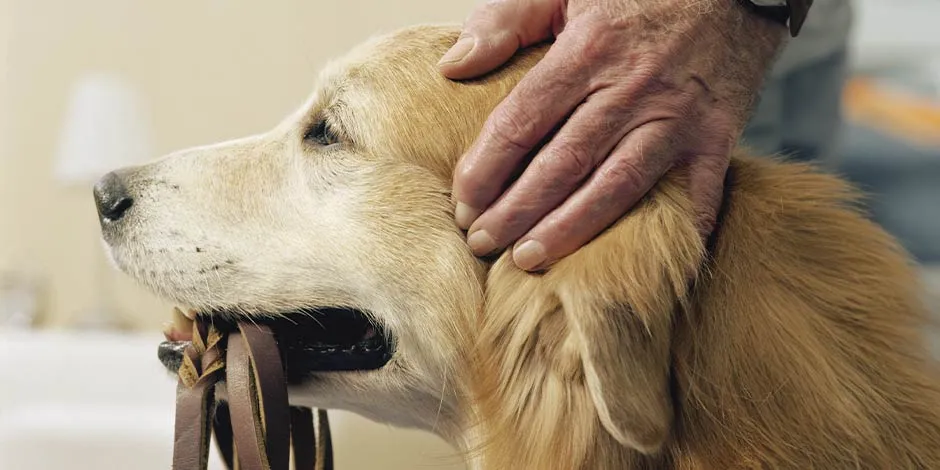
[93,25,940,469]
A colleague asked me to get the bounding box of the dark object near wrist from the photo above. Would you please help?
[737,0,813,37]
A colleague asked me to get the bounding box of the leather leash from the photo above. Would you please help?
[171,321,333,470]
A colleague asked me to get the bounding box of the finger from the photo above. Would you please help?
[438,0,565,80]
[465,90,633,256]
[453,32,593,229]
[684,151,729,239]
[511,121,679,271]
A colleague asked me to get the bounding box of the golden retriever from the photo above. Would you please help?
[93,25,940,469]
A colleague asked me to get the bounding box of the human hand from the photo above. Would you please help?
[440,0,785,271]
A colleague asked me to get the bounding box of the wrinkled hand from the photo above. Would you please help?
[440,0,785,271]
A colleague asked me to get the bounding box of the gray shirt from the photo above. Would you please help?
[771,0,853,76]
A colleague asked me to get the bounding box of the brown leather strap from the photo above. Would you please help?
[226,330,268,470]
[170,321,333,470]
[172,377,215,469]
[213,402,237,470]
[314,409,334,469]
[173,324,225,470]
[291,408,316,470]
[289,407,334,470]
[226,325,292,470]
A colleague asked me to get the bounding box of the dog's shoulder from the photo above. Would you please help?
[475,151,940,469]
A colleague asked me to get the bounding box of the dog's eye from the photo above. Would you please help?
[303,120,340,147]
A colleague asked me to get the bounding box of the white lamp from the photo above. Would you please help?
[54,72,154,184]
[54,71,154,329]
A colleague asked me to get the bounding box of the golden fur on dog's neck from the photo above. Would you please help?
[463,154,940,469]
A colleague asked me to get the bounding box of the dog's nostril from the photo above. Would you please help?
[104,196,133,220]
[93,171,134,222]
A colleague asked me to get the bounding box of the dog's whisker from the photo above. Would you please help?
[296,309,326,330]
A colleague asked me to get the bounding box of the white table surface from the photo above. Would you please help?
[0,330,464,470]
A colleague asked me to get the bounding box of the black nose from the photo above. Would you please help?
[93,171,134,222]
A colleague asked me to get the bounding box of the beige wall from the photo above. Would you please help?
[3,0,475,329]
[2,0,13,270]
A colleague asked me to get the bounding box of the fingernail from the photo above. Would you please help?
[513,240,547,271]
[455,202,482,229]
[438,37,475,65]
[467,230,498,256]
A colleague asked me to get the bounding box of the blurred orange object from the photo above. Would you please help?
[843,77,940,147]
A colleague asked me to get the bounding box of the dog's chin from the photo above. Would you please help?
[158,307,396,385]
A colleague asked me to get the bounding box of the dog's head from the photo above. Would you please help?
[94,25,552,437]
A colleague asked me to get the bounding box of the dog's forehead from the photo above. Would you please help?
[282,25,477,180]
[286,24,539,180]
[308,26,460,106]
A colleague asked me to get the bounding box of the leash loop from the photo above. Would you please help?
[170,322,333,470]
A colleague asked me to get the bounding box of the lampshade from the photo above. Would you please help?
[54,72,154,185]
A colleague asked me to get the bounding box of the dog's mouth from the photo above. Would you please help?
[158,307,395,384]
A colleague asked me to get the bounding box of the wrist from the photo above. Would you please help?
[617,0,785,81]
[691,0,787,122]
[703,0,786,66]
[739,5,787,59]
[621,0,786,45]
[645,0,787,50]
[609,0,787,115]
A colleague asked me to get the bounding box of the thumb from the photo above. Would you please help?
[439,0,564,80]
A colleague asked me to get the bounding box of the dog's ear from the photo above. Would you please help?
[559,287,676,453]
[553,190,701,453]
[475,177,704,464]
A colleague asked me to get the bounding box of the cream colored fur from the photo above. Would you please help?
[101,25,940,469]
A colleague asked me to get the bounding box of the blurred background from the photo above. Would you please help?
[0,0,938,469]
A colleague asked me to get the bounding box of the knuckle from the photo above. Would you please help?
[454,157,476,182]
[486,206,536,245]
[579,35,609,64]
[541,142,596,184]
[484,101,541,153]
[454,159,479,188]
[601,157,650,193]
[454,159,498,205]
[569,18,615,63]
[501,210,536,239]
